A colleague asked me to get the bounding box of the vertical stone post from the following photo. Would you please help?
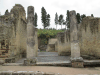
[24,6,37,65]
[69,10,83,68]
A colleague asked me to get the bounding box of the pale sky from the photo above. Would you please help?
[0,0,100,29]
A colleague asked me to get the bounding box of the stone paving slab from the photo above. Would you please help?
[37,56,70,62]
[16,52,70,63]
[14,52,100,67]
[38,52,58,56]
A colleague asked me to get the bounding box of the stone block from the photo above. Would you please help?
[35,71,44,75]
[43,72,55,75]
[17,71,27,75]
[24,58,37,66]
[27,71,35,75]
[70,57,83,62]
[0,59,5,65]
[1,71,13,75]
[72,62,84,68]
[5,58,12,63]
[70,57,84,68]
[12,71,18,75]
[71,41,80,58]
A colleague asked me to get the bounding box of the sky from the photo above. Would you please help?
[0,0,100,29]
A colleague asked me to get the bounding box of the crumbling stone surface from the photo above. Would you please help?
[0,71,62,75]
[72,62,84,68]
[69,10,83,68]
[56,30,71,56]
[0,59,5,64]
[0,4,27,62]
[56,11,100,59]
[46,38,57,52]
[24,57,37,66]
[27,6,38,58]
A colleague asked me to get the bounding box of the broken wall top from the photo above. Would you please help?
[80,16,100,34]
[10,4,26,21]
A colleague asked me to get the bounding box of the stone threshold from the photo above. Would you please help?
[2,60,100,66]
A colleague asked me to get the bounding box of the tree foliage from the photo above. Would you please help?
[91,14,94,17]
[76,13,81,24]
[34,12,38,27]
[41,7,50,29]
[55,12,58,29]
[46,14,50,27]
[81,14,86,21]
[66,10,70,28]
[41,7,47,29]
[58,14,64,29]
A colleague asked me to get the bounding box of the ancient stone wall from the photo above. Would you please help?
[79,16,100,58]
[0,4,27,62]
[46,38,57,52]
[57,16,100,58]
[56,31,71,56]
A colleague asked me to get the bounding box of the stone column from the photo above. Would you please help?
[69,10,83,68]
[24,6,37,65]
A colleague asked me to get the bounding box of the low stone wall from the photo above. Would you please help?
[57,31,71,56]
[57,17,100,58]
[46,38,57,52]
[0,71,62,75]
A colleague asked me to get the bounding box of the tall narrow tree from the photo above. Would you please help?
[91,14,94,17]
[81,14,86,22]
[34,12,38,27]
[76,13,81,24]
[58,14,64,29]
[55,12,58,30]
[46,14,50,27]
[66,10,70,28]
[41,7,47,29]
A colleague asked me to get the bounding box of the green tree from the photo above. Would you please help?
[41,7,47,29]
[81,14,86,21]
[66,10,70,28]
[91,14,94,17]
[58,14,64,29]
[5,9,9,15]
[76,13,81,24]
[34,12,38,27]
[55,12,58,30]
[46,14,50,27]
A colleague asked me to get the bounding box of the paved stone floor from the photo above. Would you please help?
[16,52,70,63]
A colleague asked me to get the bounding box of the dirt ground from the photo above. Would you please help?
[0,66,100,75]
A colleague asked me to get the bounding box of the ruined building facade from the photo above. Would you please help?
[56,16,100,58]
[0,4,27,62]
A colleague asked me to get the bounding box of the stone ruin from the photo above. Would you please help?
[24,6,38,65]
[0,4,100,68]
[55,11,100,60]
[0,4,38,64]
[46,38,57,52]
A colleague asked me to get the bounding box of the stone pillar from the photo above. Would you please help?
[24,6,37,65]
[69,10,83,68]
